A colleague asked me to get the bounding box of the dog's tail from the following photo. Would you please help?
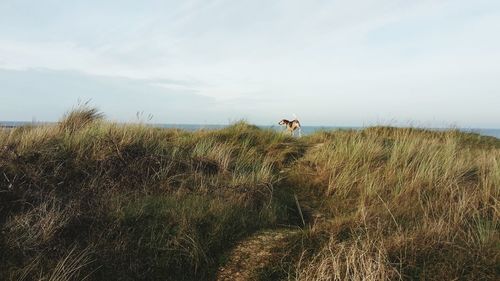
[293,113,302,137]
[292,113,301,125]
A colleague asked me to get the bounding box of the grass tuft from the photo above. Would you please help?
[59,105,104,134]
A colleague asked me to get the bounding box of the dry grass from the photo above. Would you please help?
[59,105,104,134]
[5,197,71,250]
[1,109,498,280]
[285,127,499,281]
[293,236,397,281]
[0,109,299,280]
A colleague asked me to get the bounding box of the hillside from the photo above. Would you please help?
[1,108,498,280]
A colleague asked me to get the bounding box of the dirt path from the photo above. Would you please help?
[216,143,317,281]
[216,228,297,281]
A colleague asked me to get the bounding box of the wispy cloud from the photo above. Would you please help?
[0,68,216,123]
[1,0,499,127]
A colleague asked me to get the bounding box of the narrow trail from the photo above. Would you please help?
[216,228,297,281]
[216,142,322,281]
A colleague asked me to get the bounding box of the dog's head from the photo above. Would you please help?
[278,119,288,125]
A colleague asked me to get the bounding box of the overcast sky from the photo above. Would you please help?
[1,0,499,127]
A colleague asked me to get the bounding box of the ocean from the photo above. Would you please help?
[1,121,500,139]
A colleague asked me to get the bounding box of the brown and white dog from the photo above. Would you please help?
[279,118,302,137]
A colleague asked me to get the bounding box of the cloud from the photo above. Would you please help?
[0,0,499,127]
[0,68,215,123]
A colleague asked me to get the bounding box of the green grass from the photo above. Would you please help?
[0,108,498,280]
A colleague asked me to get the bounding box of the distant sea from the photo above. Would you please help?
[1,121,500,139]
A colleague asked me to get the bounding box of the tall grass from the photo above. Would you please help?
[286,127,499,280]
[59,105,104,134]
[1,109,498,280]
[0,109,299,280]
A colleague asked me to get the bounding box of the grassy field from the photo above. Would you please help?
[0,107,498,281]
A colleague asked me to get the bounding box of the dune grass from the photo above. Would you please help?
[0,108,301,281]
[0,108,498,280]
[282,127,499,281]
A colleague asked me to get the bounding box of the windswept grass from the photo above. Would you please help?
[0,109,300,281]
[284,127,499,281]
[59,105,104,134]
[1,109,498,280]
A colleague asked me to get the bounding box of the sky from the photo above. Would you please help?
[1,0,499,128]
